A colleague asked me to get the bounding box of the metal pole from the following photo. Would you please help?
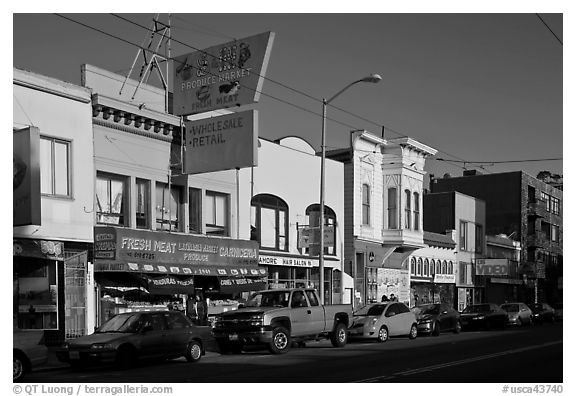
[319,98,327,304]
[236,168,240,238]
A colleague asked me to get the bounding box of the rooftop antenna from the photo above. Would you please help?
[119,14,171,112]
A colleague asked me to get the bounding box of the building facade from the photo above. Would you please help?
[13,68,94,345]
[327,131,437,307]
[430,171,563,305]
[424,191,486,311]
[480,234,523,304]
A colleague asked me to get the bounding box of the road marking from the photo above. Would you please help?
[356,340,563,382]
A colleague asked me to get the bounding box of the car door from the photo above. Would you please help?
[383,303,403,336]
[439,304,453,331]
[138,312,170,359]
[164,312,194,356]
[395,303,414,335]
[305,290,326,333]
[289,290,311,337]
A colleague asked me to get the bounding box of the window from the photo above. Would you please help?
[387,187,398,229]
[413,192,420,231]
[251,194,288,251]
[189,188,202,234]
[404,189,411,229]
[442,261,447,274]
[448,261,454,274]
[424,259,429,276]
[96,173,127,226]
[291,290,308,308]
[362,184,370,225]
[205,191,228,236]
[540,192,551,212]
[155,182,181,231]
[417,258,423,276]
[459,221,468,251]
[305,204,337,256]
[459,262,468,284]
[40,136,70,196]
[435,260,441,275]
[410,257,416,275]
[475,224,483,254]
[551,225,559,242]
[551,196,560,216]
[305,290,320,307]
[136,179,149,229]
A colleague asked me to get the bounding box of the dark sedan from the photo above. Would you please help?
[412,303,461,336]
[528,303,556,324]
[57,311,207,368]
[460,303,508,331]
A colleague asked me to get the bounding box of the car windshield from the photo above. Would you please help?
[245,291,290,308]
[96,314,142,333]
[355,304,386,316]
[417,304,440,315]
[463,304,491,313]
[501,304,519,312]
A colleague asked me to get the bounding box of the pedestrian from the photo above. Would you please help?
[381,294,389,302]
[390,293,397,302]
[195,293,209,326]
[186,295,198,324]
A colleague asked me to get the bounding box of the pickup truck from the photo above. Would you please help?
[212,288,353,354]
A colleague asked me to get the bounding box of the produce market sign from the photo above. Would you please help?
[94,226,259,268]
[183,110,257,174]
[173,32,275,116]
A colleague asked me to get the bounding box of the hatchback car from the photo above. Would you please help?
[57,311,206,368]
[13,329,49,381]
[460,303,508,330]
[500,303,533,326]
[528,303,556,324]
[349,302,418,342]
[412,303,461,336]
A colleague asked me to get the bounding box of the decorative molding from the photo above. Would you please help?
[93,117,173,143]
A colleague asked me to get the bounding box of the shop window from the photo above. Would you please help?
[404,189,411,229]
[189,188,202,234]
[96,172,127,226]
[136,179,150,229]
[15,259,58,330]
[362,184,370,225]
[304,204,337,256]
[413,192,420,231]
[40,136,71,197]
[156,182,182,232]
[205,191,229,236]
[251,194,288,251]
[387,187,398,229]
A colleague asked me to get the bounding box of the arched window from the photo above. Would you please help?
[442,260,448,274]
[404,189,411,229]
[436,260,442,275]
[305,204,337,256]
[413,192,420,231]
[362,184,370,225]
[387,187,398,229]
[424,259,429,276]
[251,194,289,251]
[448,261,454,275]
[417,258,423,276]
[410,257,416,275]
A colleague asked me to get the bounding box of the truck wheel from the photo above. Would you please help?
[268,327,291,354]
[330,323,348,347]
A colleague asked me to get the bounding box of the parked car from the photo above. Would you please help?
[57,311,207,368]
[500,303,533,326]
[528,303,556,324]
[460,303,508,330]
[412,303,461,336]
[212,288,352,354]
[349,302,418,342]
[13,329,49,382]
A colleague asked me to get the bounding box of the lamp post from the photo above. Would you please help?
[319,74,382,304]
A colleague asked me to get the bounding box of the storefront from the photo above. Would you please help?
[258,253,342,304]
[93,226,266,324]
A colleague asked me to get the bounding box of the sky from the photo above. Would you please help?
[12,10,564,186]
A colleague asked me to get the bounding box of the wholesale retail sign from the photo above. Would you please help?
[173,32,275,116]
[183,110,258,174]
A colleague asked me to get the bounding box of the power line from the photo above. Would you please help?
[536,14,562,46]
[435,157,562,164]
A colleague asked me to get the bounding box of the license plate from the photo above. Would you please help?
[69,351,80,360]
[228,334,239,341]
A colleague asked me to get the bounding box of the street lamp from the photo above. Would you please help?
[319,74,382,304]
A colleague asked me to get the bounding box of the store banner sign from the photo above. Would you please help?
[94,226,259,268]
[142,274,194,295]
[183,110,258,174]
[173,32,275,116]
[476,259,509,276]
[259,255,315,268]
[13,127,41,226]
[219,277,267,293]
[433,273,456,284]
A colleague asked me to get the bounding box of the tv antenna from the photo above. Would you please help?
[119,14,171,112]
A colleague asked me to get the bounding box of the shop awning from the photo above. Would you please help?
[218,276,267,294]
[94,260,268,278]
[95,272,195,296]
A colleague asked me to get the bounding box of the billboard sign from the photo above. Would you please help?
[173,32,275,116]
[183,110,258,174]
[13,127,41,226]
[476,259,509,276]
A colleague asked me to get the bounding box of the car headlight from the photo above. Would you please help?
[249,314,264,327]
[419,319,432,324]
[90,343,114,350]
[472,315,485,320]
